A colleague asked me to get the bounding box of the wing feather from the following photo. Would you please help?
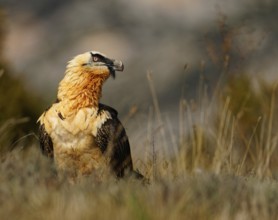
[38,123,54,158]
[96,104,133,177]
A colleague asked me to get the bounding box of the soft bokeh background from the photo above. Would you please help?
[2,0,277,105]
[0,0,278,163]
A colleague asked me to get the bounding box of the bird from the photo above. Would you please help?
[37,51,140,180]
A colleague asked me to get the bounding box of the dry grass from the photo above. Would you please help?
[2,73,278,220]
[1,147,278,220]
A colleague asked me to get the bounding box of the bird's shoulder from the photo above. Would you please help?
[37,99,61,122]
[98,103,118,119]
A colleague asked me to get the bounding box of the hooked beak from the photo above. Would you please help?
[107,59,124,78]
[111,59,124,72]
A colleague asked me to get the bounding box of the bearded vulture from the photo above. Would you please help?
[38,51,141,180]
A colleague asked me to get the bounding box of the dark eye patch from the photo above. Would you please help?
[90,52,105,62]
[92,56,99,62]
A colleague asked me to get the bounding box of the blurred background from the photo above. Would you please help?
[0,0,277,167]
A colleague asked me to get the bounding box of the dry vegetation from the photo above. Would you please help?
[1,74,278,220]
[1,11,278,220]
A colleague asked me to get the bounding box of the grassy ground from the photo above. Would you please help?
[1,74,278,220]
[1,147,278,220]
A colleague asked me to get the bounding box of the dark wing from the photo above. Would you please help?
[38,123,54,158]
[96,103,133,177]
[38,101,59,158]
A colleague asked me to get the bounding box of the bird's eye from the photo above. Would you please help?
[93,56,99,62]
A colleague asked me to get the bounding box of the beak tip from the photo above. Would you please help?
[113,60,124,72]
[120,62,124,71]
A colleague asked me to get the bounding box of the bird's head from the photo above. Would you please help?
[66,51,124,79]
[58,51,124,110]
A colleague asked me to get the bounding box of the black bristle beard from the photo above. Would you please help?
[109,67,116,79]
